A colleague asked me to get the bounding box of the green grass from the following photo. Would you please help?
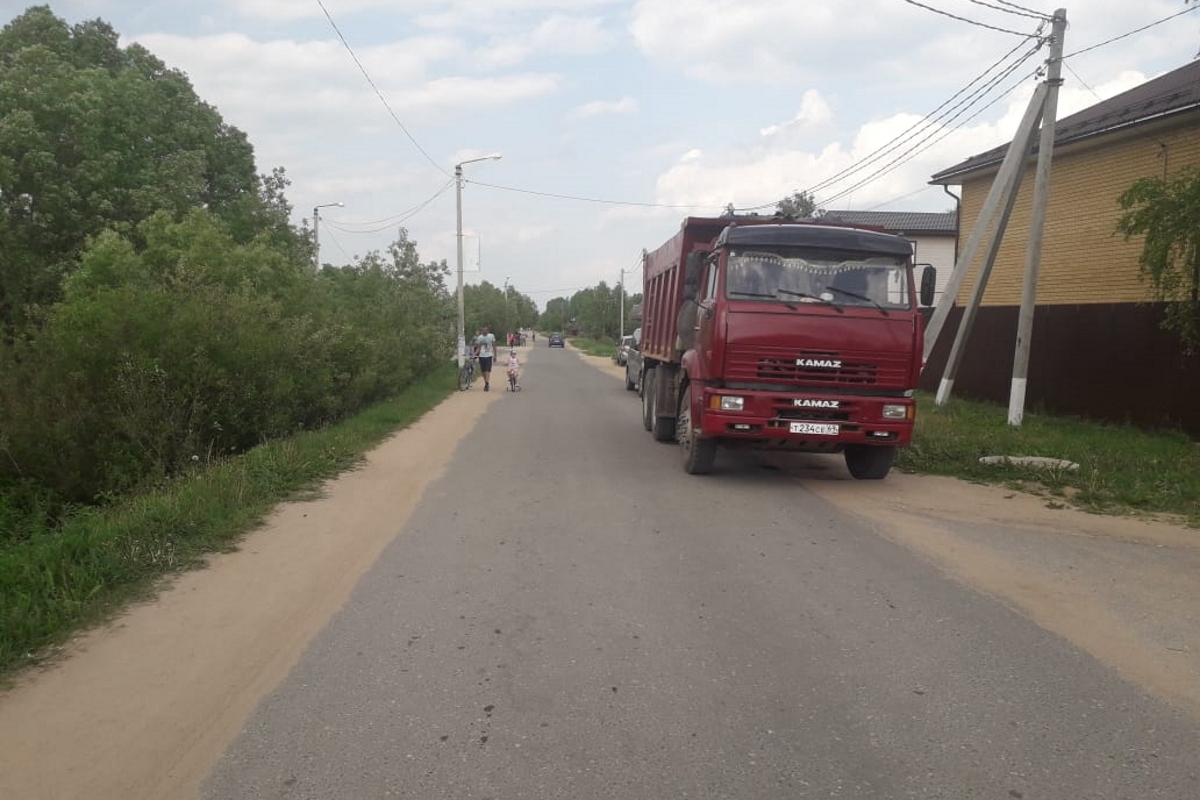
[0,364,458,678]
[899,391,1200,525]
[570,335,623,359]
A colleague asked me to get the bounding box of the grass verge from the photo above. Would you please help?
[569,336,622,360]
[899,391,1200,525]
[0,364,458,678]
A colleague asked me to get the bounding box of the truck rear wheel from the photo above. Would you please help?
[679,385,717,474]
[844,445,896,480]
[650,374,674,442]
[641,369,655,431]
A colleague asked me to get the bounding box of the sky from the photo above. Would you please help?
[9,0,1200,309]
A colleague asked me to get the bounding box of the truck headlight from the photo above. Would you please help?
[882,404,909,419]
[718,396,745,411]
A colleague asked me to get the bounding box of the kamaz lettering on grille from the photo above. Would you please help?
[793,398,840,408]
[795,358,841,369]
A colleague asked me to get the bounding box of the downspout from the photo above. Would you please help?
[942,185,962,265]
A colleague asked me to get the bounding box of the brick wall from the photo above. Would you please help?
[956,115,1200,307]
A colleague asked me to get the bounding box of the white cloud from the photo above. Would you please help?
[569,95,638,119]
[477,14,615,68]
[530,14,613,53]
[760,90,834,138]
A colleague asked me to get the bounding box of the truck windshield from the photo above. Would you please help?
[725,249,911,310]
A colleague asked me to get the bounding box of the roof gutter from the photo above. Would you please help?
[931,102,1200,184]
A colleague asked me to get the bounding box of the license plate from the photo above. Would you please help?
[790,422,839,435]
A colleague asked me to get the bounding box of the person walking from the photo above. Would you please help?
[474,325,497,391]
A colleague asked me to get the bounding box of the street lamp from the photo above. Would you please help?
[504,276,511,339]
[313,201,343,268]
[456,153,502,367]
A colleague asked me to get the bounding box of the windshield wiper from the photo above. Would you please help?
[776,288,844,313]
[822,286,889,316]
[729,290,798,310]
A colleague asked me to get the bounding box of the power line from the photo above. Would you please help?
[965,0,1050,21]
[1063,61,1102,102]
[321,225,354,264]
[316,0,449,178]
[817,57,1043,207]
[900,0,1037,36]
[811,6,1200,209]
[466,179,725,210]
[990,0,1048,17]
[861,184,942,211]
[326,179,457,234]
[1064,4,1200,59]
[805,36,1043,199]
[733,35,1043,213]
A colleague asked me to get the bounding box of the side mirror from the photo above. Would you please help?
[918,264,936,307]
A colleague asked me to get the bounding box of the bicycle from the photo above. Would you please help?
[457,356,477,391]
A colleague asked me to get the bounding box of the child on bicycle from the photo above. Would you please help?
[505,348,522,391]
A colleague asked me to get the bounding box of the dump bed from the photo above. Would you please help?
[641,217,731,365]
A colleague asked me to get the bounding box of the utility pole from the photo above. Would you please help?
[619,268,625,338]
[454,154,502,368]
[933,84,1046,406]
[312,202,343,269]
[1009,8,1066,426]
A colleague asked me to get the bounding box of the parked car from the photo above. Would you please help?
[624,328,643,392]
[548,332,565,348]
[614,335,635,366]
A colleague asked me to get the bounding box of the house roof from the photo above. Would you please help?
[931,58,1200,184]
[820,209,958,235]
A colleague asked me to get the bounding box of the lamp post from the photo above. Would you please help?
[456,153,502,367]
[312,201,343,269]
[619,268,625,338]
[502,276,511,345]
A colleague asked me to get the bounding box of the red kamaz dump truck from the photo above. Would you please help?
[637,216,934,477]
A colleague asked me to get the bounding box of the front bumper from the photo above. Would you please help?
[697,386,914,447]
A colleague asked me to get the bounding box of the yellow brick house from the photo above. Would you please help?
[926,58,1200,435]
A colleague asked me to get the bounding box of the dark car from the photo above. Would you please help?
[548,332,565,348]
[624,328,643,392]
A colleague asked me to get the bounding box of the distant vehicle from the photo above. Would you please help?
[614,335,635,366]
[548,332,565,348]
[624,327,643,392]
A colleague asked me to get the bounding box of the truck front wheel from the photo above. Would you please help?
[844,445,896,480]
[679,384,717,474]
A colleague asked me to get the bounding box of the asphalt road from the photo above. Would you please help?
[201,345,1200,799]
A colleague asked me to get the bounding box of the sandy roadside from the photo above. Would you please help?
[1,343,1197,800]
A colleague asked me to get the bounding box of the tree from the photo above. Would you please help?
[0,6,266,337]
[1116,166,1200,354]
[775,190,817,219]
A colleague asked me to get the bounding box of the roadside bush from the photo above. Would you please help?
[0,211,453,503]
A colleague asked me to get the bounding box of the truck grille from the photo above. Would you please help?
[771,398,858,422]
[726,346,909,387]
